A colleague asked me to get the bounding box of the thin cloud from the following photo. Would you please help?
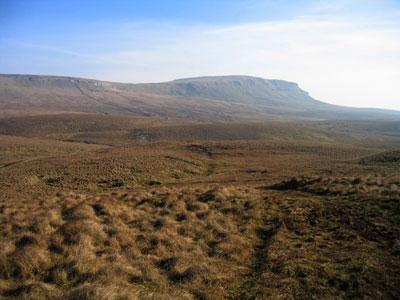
[85,14,399,110]
[3,9,399,110]
[6,40,93,59]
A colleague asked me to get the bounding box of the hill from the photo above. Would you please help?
[130,75,323,107]
[1,75,400,298]
[1,74,400,120]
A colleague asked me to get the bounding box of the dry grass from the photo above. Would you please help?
[1,115,399,299]
[0,186,266,299]
[1,177,399,299]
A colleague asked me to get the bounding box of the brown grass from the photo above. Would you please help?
[1,115,399,299]
[1,177,399,299]
[0,186,267,299]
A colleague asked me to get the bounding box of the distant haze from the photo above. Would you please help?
[2,74,400,121]
[1,0,399,110]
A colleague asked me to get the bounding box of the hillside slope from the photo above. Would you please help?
[1,74,399,120]
[130,75,324,107]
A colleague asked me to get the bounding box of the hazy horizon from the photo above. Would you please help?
[1,0,399,110]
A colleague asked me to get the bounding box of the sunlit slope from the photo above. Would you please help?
[1,74,400,120]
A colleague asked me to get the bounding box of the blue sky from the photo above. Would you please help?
[1,0,400,110]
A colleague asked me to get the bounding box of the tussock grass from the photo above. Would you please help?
[0,186,265,299]
[1,120,399,299]
[1,179,398,299]
[271,174,400,197]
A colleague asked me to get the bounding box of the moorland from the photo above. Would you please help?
[0,75,399,299]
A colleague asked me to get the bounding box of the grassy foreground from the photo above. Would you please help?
[0,114,399,299]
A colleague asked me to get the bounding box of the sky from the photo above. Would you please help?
[1,0,400,110]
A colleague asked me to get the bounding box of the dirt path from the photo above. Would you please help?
[228,191,282,299]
